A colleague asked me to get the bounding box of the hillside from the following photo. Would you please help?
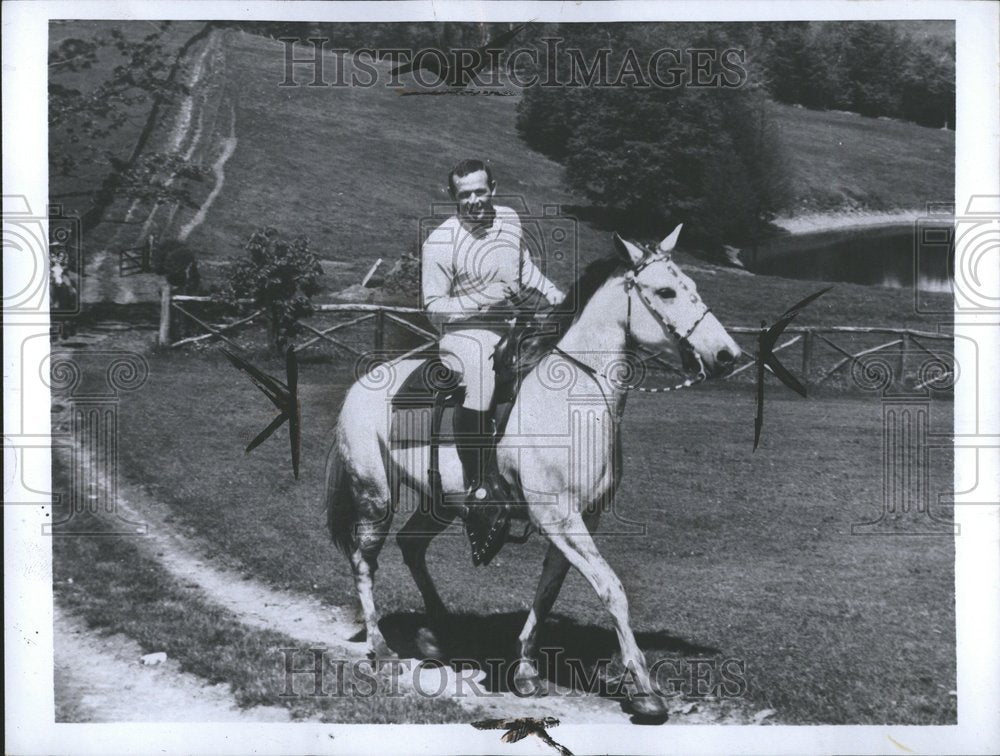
[49,20,210,224]
[179,32,584,285]
[772,102,953,215]
[184,32,953,262]
[58,29,954,325]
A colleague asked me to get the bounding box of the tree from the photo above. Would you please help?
[48,22,215,236]
[898,42,955,128]
[517,26,791,248]
[219,228,324,353]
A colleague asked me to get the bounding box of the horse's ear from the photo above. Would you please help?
[657,224,684,254]
[613,233,646,266]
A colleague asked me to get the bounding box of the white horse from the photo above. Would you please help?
[324,227,740,718]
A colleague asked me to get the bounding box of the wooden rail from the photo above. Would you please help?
[159,289,437,358]
[158,288,953,389]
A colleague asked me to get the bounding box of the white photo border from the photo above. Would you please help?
[5,1,998,754]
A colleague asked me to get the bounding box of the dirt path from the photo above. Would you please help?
[55,605,291,723]
[89,461,634,722]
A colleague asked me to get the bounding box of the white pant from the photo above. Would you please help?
[439,328,502,411]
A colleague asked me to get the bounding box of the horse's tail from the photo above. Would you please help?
[324,431,356,558]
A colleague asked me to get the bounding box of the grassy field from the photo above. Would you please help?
[103,345,955,725]
[771,102,954,215]
[51,473,475,724]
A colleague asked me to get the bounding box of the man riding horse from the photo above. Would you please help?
[421,159,564,519]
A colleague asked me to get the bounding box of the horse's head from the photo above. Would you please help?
[614,226,740,379]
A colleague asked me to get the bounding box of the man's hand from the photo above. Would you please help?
[502,283,522,305]
[476,282,509,310]
[476,283,549,315]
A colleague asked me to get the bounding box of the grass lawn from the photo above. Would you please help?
[105,343,954,725]
[52,466,475,724]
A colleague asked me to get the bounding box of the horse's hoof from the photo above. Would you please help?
[627,693,669,723]
[416,627,446,660]
[512,674,547,697]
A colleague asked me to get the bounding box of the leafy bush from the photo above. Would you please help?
[218,227,323,352]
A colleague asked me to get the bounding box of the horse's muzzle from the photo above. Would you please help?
[713,348,737,377]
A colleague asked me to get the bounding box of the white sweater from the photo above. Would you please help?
[420,205,564,330]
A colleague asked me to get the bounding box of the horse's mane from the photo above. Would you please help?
[548,254,625,333]
[510,255,625,370]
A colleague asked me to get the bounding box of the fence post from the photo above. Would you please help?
[158,284,172,346]
[143,234,154,272]
[374,309,385,352]
[801,329,813,387]
[899,331,909,384]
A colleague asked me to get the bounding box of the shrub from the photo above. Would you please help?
[218,227,323,352]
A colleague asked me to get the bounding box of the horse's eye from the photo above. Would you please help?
[656,287,677,300]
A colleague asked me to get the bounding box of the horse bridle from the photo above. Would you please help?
[622,248,712,387]
[553,248,712,415]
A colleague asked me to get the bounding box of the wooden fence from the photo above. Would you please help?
[159,289,438,363]
[158,288,953,391]
[723,326,952,390]
[119,236,155,276]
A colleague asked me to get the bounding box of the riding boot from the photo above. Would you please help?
[454,406,510,566]
[453,406,491,501]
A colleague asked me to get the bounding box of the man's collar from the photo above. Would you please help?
[458,208,498,237]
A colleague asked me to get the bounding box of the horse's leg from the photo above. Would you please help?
[541,518,668,719]
[338,453,395,659]
[396,497,454,657]
[348,541,393,659]
[513,543,570,696]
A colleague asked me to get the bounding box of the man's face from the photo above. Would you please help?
[451,170,495,224]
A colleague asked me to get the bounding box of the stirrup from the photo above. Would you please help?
[466,501,511,566]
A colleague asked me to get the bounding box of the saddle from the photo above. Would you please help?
[389,315,563,565]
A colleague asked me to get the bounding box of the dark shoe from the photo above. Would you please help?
[466,503,510,565]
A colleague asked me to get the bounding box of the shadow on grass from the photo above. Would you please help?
[372,610,720,696]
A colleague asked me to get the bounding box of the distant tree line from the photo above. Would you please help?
[225,21,505,52]
[230,20,954,129]
[756,21,955,129]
